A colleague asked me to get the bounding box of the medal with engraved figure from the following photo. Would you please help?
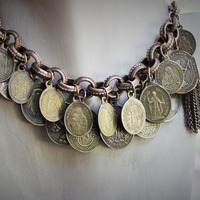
[64,97,93,137]
[178,27,196,55]
[66,111,99,153]
[46,118,69,145]
[121,91,146,135]
[21,80,45,126]
[8,64,34,104]
[155,59,184,94]
[100,105,133,149]
[98,97,117,137]
[140,82,171,123]
[169,50,199,94]
[137,121,161,139]
[0,44,15,82]
[39,82,66,122]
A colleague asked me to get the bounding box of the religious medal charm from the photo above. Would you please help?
[39,82,66,122]
[178,27,196,55]
[121,91,146,135]
[155,59,184,94]
[169,50,199,94]
[0,44,15,83]
[140,82,171,123]
[98,97,117,137]
[64,97,93,137]
[21,80,45,126]
[46,119,69,145]
[0,79,11,100]
[137,121,161,139]
[66,111,99,153]
[100,104,133,149]
[8,64,34,104]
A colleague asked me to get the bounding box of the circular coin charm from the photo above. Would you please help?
[0,47,14,82]
[155,59,184,94]
[140,82,171,123]
[46,120,69,145]
[21,88,45,126]
[121,92,146,135]
[8,69,34,104]
[64,98,93,137]
[100,105,133,149]
[98,98,117,137]
[178,29,196,55]
[39,84,66,122]
[0,80,11,100]
[66,111,99,153]
[137,121,161,139]
[164,93,180,122]
[169,50,199,94]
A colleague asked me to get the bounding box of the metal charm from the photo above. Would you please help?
[169,50,199,94]
[46,120,69,145]
[66,111,99,153]
[155,59,184,94]
[0,45,14,82]
[0,80,11,100]
[137,121,161,138]
[165,93,180,122]
[122,91,146,135]
[140,82,171,123]
[178,29,196,55]
[8,68,34,104]
[64,97,93,137]
[39,83,66,122]
[98,97,117,137]
[100,105,133,149]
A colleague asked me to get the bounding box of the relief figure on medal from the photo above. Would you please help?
[161,66,181,92]
[28,90,41,116]
[14,76,30,99]
[77,132,93,146]
[147,91,165,120]
[0,53,7,78]
[101,108,115,133]
[179,35,193,54]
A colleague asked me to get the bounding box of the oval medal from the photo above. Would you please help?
[178,29,196,55]
[100,105,133,149]
[0,46,14,82]
[169,50,199,94]
[137,121,161,139]
[64,98,93,137]
[39,84,66,122]
[98,98,117,137]
[66,111,99,153]
[8,70,34,104]
[0,80,11,100]
[121,93,146,135]
[140,82,171,123]
[155,59,184,94]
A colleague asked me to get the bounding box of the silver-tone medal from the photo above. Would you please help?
[169,50,199,94]
[0,79,11,100]
[121,91,146,135]
[64,97,93,137]
[100,105,133,149]
[140,82,171,123]
[98,97,117,137]
[39,83,66,122]
[8,66,34,104]
[66,111,99,153]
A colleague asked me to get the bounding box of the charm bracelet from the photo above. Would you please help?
[0,1,199,152]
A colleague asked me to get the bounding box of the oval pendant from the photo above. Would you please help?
[98,98,117,137]
[39,84,66,122]
[0,80,11,100]
[64,98,93,137]
[8,70,34,104]
[0,46,15,82]
[121,93,146,135]
[140,82,171,123]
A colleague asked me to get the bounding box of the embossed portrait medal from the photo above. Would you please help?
[121,91,146,135]
[64,97,93,137]
[8,64,34,104]
[39,83,66,122]
[98,97,117,137]
[140,82,171,123]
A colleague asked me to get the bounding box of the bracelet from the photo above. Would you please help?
[0,1,199,153]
